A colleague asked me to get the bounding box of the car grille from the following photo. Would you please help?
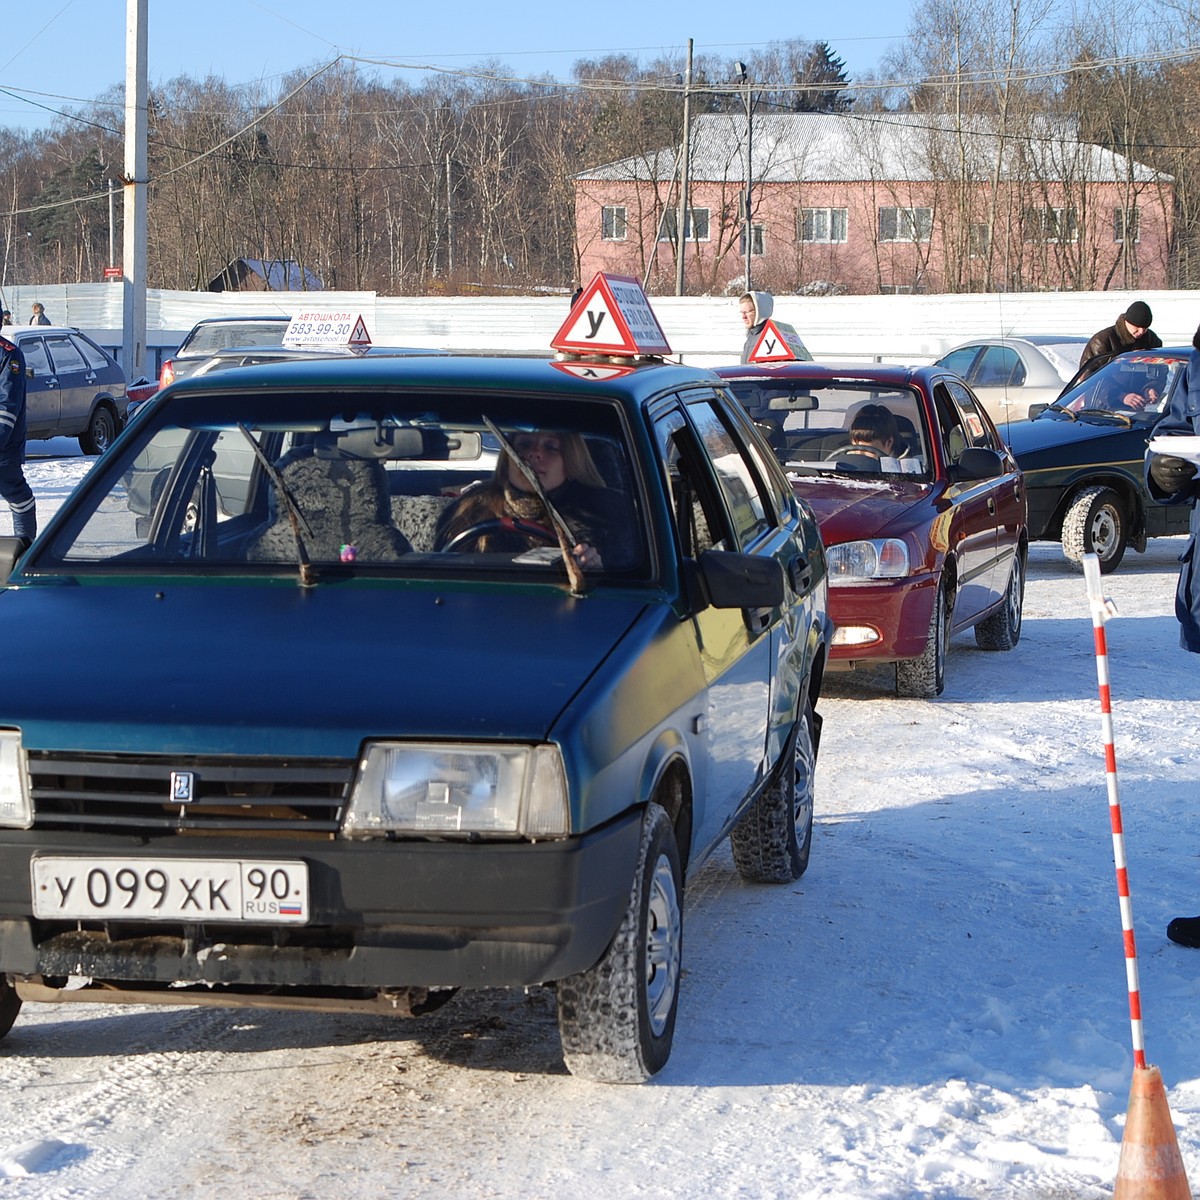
[27,751,354,837]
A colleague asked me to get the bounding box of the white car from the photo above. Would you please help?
[936,336,1090,427]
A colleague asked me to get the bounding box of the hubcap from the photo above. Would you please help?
[1090,507,1119,559]
[645,854,682,1037]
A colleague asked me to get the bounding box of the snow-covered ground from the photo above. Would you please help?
[1,450,1199,1199]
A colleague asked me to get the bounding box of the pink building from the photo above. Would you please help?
[575,113,1174,296]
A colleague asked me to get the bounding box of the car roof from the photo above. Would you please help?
[715,360,933,386]
[4,325,94,336]
[162,352,723,407]
[186,315,291,327]
[197,343,446,361]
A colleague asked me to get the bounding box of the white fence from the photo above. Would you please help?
[4,282,1198,376]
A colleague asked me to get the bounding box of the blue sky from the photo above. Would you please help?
[0,0,907,135]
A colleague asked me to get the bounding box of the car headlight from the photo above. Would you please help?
[343,742,570,839]
[0,730,33,829]
[826,538,910,583]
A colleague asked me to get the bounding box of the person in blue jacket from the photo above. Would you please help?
[1146,323,1200,653]
[1145,323,1200,948]
[0,334,37,551]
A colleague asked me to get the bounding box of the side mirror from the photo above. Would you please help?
[696,549,785,609]
[950,446,1004,482]
[0,535,28,585]
[1027,403,1049,420]
[25,367,35,379]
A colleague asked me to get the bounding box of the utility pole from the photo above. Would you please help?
[122,0,148,381]
[674,40,693,297]
[734,62,753,294]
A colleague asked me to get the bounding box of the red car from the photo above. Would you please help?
[717,362,1027,697]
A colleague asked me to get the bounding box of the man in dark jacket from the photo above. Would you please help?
[0,335,36,550]
[1077,300,1162,381]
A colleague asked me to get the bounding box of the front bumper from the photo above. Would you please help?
[0,813,643,993]
[827,573,938,664]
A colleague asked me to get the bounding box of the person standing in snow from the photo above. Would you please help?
[1077,300,1162,382]
[0,334,36,552]
[739,291,774,363]
[1145,323,1200,947]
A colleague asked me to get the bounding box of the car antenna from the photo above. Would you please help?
[237,423,318,587]
[482,415,587,596]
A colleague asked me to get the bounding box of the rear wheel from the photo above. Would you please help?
[730,700,817,883]
[974,551,1024,651]
[557,803,682,1083]
[896,576,949,698]
[0,976,22,1039]
[1062,486,1127,573]
[79,405,117,455]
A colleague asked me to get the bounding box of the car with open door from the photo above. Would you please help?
[1003,347,1192,573]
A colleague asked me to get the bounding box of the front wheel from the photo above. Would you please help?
[896,576,949,698]
[730,700,817,883]
[79,405,118,456]
[1062,486,1127,573]
[557,803,683,1083]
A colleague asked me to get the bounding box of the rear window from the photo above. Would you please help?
[178,321,290,357]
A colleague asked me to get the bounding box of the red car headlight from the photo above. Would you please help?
[826,538,910,583]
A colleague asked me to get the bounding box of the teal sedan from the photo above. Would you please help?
[0,354,829,1083]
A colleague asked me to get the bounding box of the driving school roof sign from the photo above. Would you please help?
[552,273,671,358]
[283,312,372,348]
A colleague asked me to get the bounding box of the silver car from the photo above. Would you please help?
[936,335,1089,427]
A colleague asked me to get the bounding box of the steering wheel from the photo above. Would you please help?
[825,445,882,471]
[437,516,557,553]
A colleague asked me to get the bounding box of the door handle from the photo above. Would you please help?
[787,555,812,593]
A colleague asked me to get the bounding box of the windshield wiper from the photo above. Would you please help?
[1077,408,1134,427]
[237,423,318,587]
[482,415,587,596]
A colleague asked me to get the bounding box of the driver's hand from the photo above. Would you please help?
[1123,392,1150,410]
[1150,453,1198,494]
[573,542,603,570]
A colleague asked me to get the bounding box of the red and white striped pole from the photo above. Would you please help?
[1081,552,1146,1069]
[1084,554,1193,1197]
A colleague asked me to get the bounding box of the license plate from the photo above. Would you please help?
[31,857,309,924]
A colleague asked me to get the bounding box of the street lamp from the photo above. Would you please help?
[733,61,752,293]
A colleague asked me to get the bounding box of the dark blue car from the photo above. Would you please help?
[1004,348,1193,572]
[0,353,829,1082]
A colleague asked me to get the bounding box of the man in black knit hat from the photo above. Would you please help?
[1077,300,1162,382]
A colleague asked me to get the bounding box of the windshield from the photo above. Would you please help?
[1052,354,1184,417]
[726,380,933,482]
[32,389,650,585]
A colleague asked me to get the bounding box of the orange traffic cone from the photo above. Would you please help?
[1114,1065,1193,1199]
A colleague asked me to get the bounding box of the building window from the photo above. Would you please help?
[1022,206,1078,243]
[878,207,933,243]
[799,207,848,243]
[658,207,711,242]
[1113,207,1140,243]
[739,223,765,256]
[968,223,991,258]
[601,206,627,241]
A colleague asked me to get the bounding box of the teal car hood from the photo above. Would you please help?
[0,582,650,756]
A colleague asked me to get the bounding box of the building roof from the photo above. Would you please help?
[207,258,324,292]
[577,112,1170,186]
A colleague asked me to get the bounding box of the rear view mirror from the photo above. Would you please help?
[768,394,818,412]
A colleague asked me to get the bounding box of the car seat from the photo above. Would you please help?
[245,452,412,563]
